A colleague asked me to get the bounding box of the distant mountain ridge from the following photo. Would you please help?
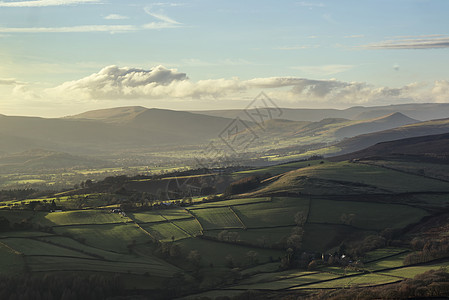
[0,108,243,155]
[192,103,449,122]
[335,112,419,138]
[333,117,449,156]
[330,132,449,162]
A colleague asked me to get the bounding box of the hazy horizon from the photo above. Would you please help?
[1,0,449,117]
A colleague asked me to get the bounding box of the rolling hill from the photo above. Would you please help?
[332,117,449,156]
[192,103,449,122]
[331,132,449,162]
[224,112,419,155]
[334,112,418,138]
[0,108,246,155]
[0,149,109,173]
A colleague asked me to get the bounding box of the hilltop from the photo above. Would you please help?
[331,132,449,162]
[333,117,449,156]
[192,103,449,122]
[0,108,242,155]
[334,112,418,138]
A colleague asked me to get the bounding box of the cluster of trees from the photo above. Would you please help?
[0,216,33,232]
[0,189,39,202]
[5,199,59,211]
[280,211,308,269]
[404,237,449,265]
[224,173,271,196]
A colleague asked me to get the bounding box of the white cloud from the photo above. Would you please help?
[0,78,21,85]
[144,7,180,25]
[45,64,431,106]
[142,22,180,30]
[0,25,137,33]
[49,65,190,99]
[363,35,449,49]
[104,14,129,20]
[0,3,182,34]
[0,0,98,7]
[142,5,182,30]
[292,64,354,76]
[432,80,449,102]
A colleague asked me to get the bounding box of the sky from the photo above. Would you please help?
[1,0,449,117]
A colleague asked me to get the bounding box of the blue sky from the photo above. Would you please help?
[1,0,449,117]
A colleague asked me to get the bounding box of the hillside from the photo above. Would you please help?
[226,112,419,156]
[331,132,449,162]
[0,108,244,155]
[2,157,449,299]
[0,149,109,173]
[192,103,449,122]
[332,117,449,156]
[334,112,419,138]
[68,106,242,139]
[67,106,148,123]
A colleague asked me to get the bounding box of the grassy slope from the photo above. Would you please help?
[257,161,449,195]
[308,198,428,230]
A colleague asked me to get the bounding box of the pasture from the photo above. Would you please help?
[308,198,428,230]
[293,162,449,193]
[43,209,129,226]
[141,222,190,242]
[231,197,310,228]
[52,223,151,253]
[189,207,244,230]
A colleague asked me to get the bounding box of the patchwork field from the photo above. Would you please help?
[2,156,449,299]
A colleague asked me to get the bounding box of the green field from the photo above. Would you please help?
[129,208,193,224]
[229,272,339,290]
[0,237,93,258]
[190,197,271,209]
[172,218,202,236]
[364,160,449,182]
[364,252,409,271]
[2,156,449,298]
[0,242,25,274]
[159,208,193,220]
[293,162,449,193]
[43,209,129,226]
[27,255,178,277]
[190,207,244,230]
[237,270,316,285]
[293,273,401,289]
[36,235,126,261]
[363,247,410,262]
[53,223,151,253]
[308,199,428,230]
[142,222,190,242]
[259,161,449,195]
[379,261,449,278]
[128,211,166,223]
[232,197,310,228]
[233,160,323,178]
